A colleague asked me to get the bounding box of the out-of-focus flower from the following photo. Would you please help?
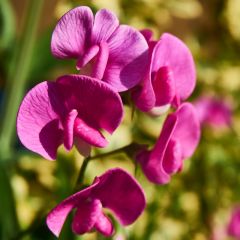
[51,6,148,91]
[194,96,232,128]
[46,168,146,237]
[132,32,196,115]
[227,207,240,238]
[17,75,123,160]
[136,103,200,184]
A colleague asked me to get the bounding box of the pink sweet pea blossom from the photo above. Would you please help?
[194,96,232,128]
[132,32,196,114]
[227,207,240,238]
[46,168,146,237]
[51,6,148,91]
[136,103,200,184]
[17,75,123,160]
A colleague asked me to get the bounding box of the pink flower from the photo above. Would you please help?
[17,75,123,160]
[136,103,200,184]
[132,32,196,114]
[227,207,240,238]
[194,96,232,128]
[51,6,148,91]
[46,168,146,237]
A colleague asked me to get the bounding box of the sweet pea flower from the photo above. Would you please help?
[136,103,200,184]
[17,75,123,160]
[132,32,196,114]
[227,207,240,238]
[194,96,232,128]
[51,6,148,91]
[46,168,146,237]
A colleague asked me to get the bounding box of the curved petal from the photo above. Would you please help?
[72,199,102,235]
[137,114,178,184]
[162,139,182,174]
[64,109,78,150]
[51,6,93,59]
[153,66,175,106]
[74,117,108,148]
[17,82,64,160]
[105,25,149,91]
[94,212,114,237]
[91,9,119,44]
[93,168,146,225]
[46,178,100,237]
[171,103,200,158]
[152,33,196,101]
[56,75,123,134]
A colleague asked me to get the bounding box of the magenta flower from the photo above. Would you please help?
[227,207,240,238]
[132,32,196,114]
[51,6,148,91]
[136,103,200,184]
[46,168,146,237]
[17,75,123,160]
[194,96,232,128]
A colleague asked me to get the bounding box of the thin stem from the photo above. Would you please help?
[74,142,144,191]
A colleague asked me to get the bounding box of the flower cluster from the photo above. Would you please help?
[17,6,201,238]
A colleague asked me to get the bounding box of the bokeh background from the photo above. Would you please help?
[0,0,240,239]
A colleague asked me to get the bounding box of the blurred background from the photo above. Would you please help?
[0,0,240,239]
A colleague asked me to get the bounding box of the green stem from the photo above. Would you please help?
[74,142,143,190]
[0,0,43,160]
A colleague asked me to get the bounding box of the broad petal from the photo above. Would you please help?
[152,33,196,101]
[51,6,93,59]
[72,199,102,235]
[105,25,149,91]
[91,9,119,44]
[93,168,146,225]
[94,212,114,237]
[17,82,64,160]
[46,178,100,237]
[138,114,178,184]
[171,103,200,158]
[57,75,123,134]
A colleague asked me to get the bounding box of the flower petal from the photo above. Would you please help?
[17,82,64,160]
[171,103,200,159]
[51,6,93,59]
[56,75,123,134]
[162,139,182,174]
[64,109,78,150]
[153,66,175,106]
[74,117,108,148]
[137,114,178,184]
[104,25,149,91]
[152,33,196,100]
[94,212,114,237]
[72,199,102,235]
[46,178,100,237]
[227,207,240,237]
[93,168,146,225]
[194,96,232,128]
[91,9,119,44]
